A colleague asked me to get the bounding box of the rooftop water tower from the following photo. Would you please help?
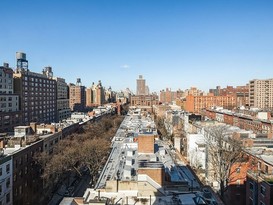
[16,52,28,71]
[76,78,82,86]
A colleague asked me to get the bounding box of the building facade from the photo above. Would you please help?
[209,85,249,107]
[249,79,273,109]
[13,67,57,124]
[86,81,105,107]
[130,94,159,107]
[0,155,13,205]
[69,78,86,112]
[0,63,21,132]
[160,88,177,104]
[53,77,70,122]
[12,139,44,205]
[245,150,273,205]
[184,94,236,113]
[136,75,146,95]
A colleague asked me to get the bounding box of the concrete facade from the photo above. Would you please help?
[249,79,273,109]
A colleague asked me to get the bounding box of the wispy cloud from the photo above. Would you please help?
[121,64,130,69]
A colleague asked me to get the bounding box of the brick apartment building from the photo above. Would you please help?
[13,67,57,124]
[130,95,159,107]
[159,88,177,104]
[86,80,105,107]
[209,85,249,107]
[69,78,86,112]
[245,150,273,205]
[184,94,236,113]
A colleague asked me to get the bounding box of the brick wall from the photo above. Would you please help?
[138,168,165,186]
[138,135,154,154]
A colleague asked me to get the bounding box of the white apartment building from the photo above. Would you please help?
[249,79,273,109]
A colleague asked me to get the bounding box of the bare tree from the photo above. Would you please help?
[155,117,168,139]
[81,138,110,183]
[35,114,124,201]
[204,125,243,199]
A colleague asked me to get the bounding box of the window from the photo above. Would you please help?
[258,161,262,170]
[261,185,266,196]
[6,193,10,203]
[6,164,10,173]
[265,165,269,174]
[6,178,10,188]
[250,182,254,191]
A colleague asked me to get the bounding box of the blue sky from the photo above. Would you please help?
[1,0,273,93]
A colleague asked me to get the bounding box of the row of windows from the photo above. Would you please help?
[0,103,15,107]
[0,91,12,94]
[0,97,17,101]
[24,108,55,113]
[24,76,55,84]
[0,84,12,89]
[24,91,56,96]
[0,78,12,83]
[23,81,55,87]
[0,71,12,78]
[24,101,55,106]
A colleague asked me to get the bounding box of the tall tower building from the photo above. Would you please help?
[136,75,146,95]
[69,78,86,111]
[249,79,273,109]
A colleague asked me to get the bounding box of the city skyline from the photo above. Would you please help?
[1,0,273,92]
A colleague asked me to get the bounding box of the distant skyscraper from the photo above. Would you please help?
[136,75,146,95]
